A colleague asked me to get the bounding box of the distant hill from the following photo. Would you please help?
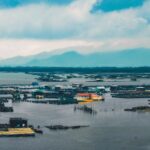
[0,48,150,67]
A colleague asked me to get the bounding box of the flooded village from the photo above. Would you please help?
[1,70,150,137]
[0,0,150,149]
[1,69,150,149]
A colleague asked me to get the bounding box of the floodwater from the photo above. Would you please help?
[0,73,150,150]
[0,72,149,86]
[0,95,150,150]
[0,72,37,85]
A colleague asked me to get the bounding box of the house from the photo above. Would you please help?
[75,93,104,102]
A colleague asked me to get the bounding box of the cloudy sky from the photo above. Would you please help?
[0,0,149,58]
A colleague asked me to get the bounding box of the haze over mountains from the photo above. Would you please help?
[0,48,149,67]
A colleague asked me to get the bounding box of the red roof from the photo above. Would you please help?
[77,93,99,97]
[77,93,90,97]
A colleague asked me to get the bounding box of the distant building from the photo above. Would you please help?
[75,93,104,102]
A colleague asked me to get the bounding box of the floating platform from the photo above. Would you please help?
[0,128,35,137]
[46,125,89,130]
[124,106,150,112]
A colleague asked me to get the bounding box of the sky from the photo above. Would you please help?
[0,0,150,58]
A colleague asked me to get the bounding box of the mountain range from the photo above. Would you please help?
[0,48,149,67]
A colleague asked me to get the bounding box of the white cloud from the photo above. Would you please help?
[0,37,149,59]
[0,0,97,39]
[0,0,149,58]
[0,39,98,58]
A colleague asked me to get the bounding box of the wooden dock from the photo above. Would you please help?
[0,128,35,137]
